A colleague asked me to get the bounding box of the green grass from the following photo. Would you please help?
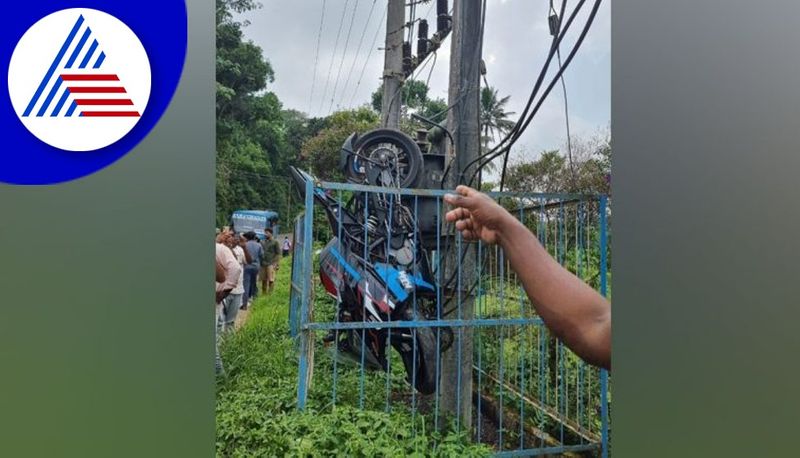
[216,256,491,457]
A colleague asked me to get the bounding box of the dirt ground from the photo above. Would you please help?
[234,306,250,329]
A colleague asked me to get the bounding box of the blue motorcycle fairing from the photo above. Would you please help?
[373,263,435,303]
[327,246,362,283]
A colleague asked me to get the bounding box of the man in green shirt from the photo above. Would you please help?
[260,228,281,294]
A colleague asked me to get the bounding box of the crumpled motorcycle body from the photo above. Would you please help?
[290,129,452,394]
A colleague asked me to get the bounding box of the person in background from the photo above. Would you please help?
[242,231,263,309]
[282,235,292,257]
[444,185,611,370]
[237,234,252,310]
[260,228,281,294]
[219,232,246,332]
[215,235,241,377]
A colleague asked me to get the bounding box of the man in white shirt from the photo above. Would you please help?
[282,236,292,257]
[220,232,246,332]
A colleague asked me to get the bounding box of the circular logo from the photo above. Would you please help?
[8,8,151,152]
[1,1,186,185]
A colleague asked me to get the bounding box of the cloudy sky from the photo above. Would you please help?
[238,0,609,164]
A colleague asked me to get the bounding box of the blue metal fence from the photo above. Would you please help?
[290,179,610,456]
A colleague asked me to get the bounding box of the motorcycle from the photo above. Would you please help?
[290,128,452,394]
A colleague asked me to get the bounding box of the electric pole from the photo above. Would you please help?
[440,0,482,431]
[380,0,405,128]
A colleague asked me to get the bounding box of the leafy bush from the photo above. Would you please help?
[216,257,491,457]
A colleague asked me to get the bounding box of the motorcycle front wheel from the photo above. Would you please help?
[391,309,441,395]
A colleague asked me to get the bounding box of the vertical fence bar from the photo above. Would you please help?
[558,201,565,444]
[434,195,442,433]
[577,201,585,444]
[411,195,419,434]
[498,242,505,450]
[289,214,301,338]
[385,193,395,413]
[359,191,369,410]
[518,203,526,451]
[599,195,609,458]
[297,178,315,410]
[476,238,483,442]
[456,229,463,430]
[332,189,343,407]
[537,199,546,449]
[434,196,442,433]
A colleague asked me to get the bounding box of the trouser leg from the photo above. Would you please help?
[214,303,224,376]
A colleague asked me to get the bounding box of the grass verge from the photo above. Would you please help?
[216,256,491,457]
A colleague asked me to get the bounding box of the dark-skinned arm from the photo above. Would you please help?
[445,186,611,370]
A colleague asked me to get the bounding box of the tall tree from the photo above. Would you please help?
[370,81,448,136]
[300,107,380,182]
[216,0,302,227]
[479,86,516,172]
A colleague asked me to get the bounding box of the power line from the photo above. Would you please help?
[328,0,362,114]
[551,0,576,187]
[496,0,602,190]
[348,3,387,106]
[338,0,379,110]
[463,0,603,189]
[407,0,417,46]
[308,0,328,114]
[318,0,351,114]
[424,51,438,89]
[557,47,576,188]
[424,0,436,21]
[465,0,575,182]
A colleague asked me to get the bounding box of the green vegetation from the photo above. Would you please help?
[216,0,314,227]
[371,79,449,122]
[216,257,492,457]
[504,129,611,195]
[300,107,380,183]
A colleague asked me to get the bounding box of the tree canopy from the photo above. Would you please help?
[300,107,380,182]
[370,80,448,124]
[504,129,611,195]
[216,0,305,227]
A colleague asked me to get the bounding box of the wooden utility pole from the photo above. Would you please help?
[380,0,405,128]
[440,0,482,431]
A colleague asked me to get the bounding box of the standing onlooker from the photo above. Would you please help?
[237,234,251,310]
[242,231,263,309]
[282,235,292,257]
[220,232,246,332]
[260,228,281,294]
[215,236,241,377]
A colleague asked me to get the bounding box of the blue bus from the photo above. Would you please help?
[231,210,279,239]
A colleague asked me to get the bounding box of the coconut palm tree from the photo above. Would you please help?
[480,86,516,172]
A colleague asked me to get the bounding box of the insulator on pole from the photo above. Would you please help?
[402,41,413,76]
[548,13,560,37]
[417,19,429,58]
[437,0,451,33]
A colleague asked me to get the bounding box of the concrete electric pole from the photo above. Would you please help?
[380,0,405,128]
[440,0,483,431]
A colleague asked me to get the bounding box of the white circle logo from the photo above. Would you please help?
[7,8,151,152]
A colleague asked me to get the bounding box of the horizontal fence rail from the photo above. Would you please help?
[290,179,610,457]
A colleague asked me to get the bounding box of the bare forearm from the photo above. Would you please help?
[497,216,611,369]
